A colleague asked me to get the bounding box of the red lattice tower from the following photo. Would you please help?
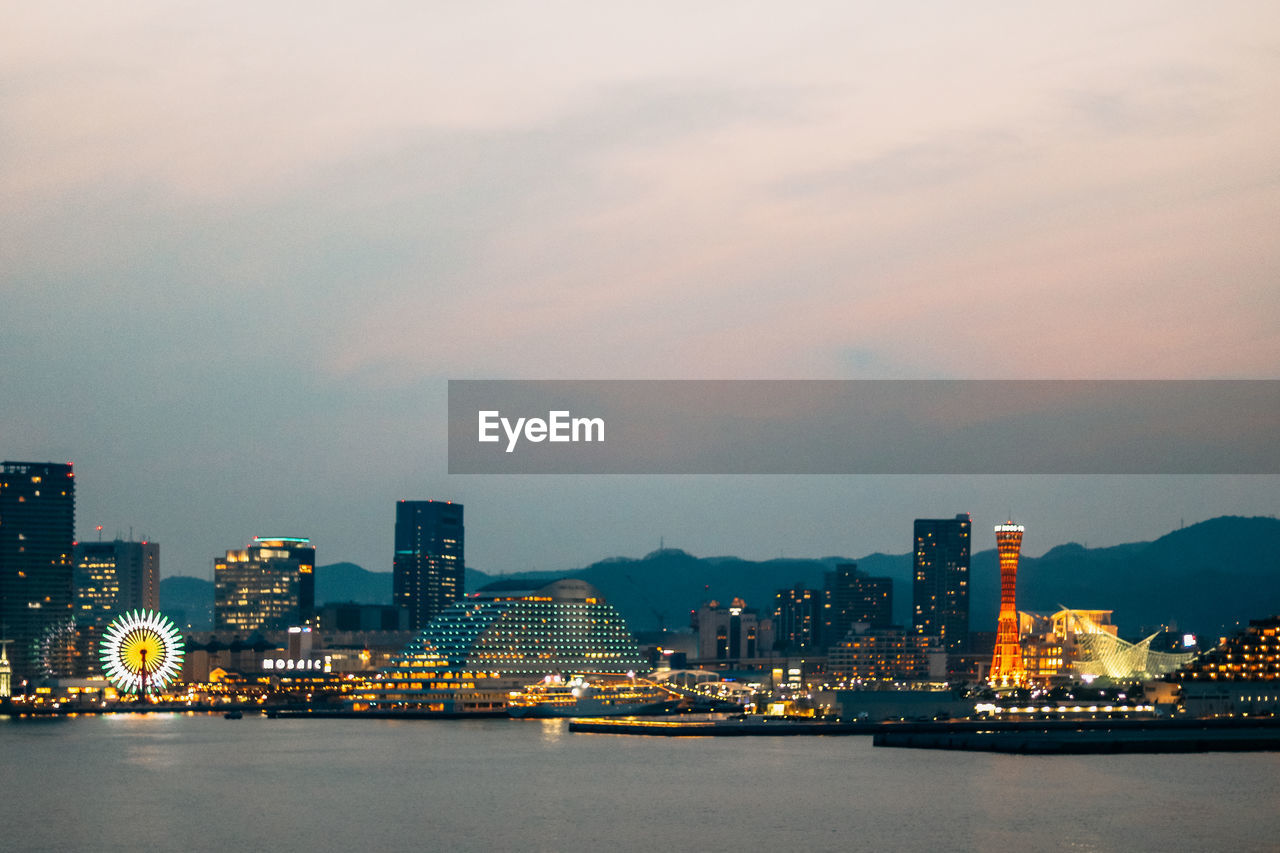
[990,522,1027,686]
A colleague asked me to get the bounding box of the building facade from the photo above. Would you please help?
[393,500,464,630]
[360,578,645,712]
[214,536,315,632]
[0,461,76,684]
[72,538,160,677]
[827,623,943,683]
[773,583,824,652]
[824,562,893,642]
[694,598,773,661]
[73,539,160,624]
[912,514,971,653]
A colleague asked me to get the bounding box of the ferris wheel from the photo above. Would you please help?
[99,609,185,696]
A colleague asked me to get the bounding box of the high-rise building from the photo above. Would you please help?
[393,500,464,630]
[989,521,1027,686]
[912,514,971,653]
[824,563,894,643]
[73,539,160,624]
[214,536,315,632]
[773,583,823,652]
[0,461,76,685]
[72,538,160,677]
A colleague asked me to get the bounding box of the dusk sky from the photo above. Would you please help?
[4,4,1278,580]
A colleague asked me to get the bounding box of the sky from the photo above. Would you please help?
[3,3,1278,581]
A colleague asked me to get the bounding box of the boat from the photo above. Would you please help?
[224,710,243,719]
[507,676,683,719]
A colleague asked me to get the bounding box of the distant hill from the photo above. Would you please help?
[160,562,394,632]
[160,516,1280,641]
[315,562,391,605]
[159,575,214,632]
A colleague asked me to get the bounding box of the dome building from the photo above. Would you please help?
[355,578,646,713]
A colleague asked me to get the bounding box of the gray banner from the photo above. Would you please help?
[447,380,1279,474]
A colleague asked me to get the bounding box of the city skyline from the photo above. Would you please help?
[4,4,1277,579]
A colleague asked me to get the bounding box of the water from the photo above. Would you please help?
[2,713,1278,853]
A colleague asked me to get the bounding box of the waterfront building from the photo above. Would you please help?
[214,536,315,632]
[912,514,971,653]
[824,563,893,641]
[392,500,464,631]
[693,598,773,661]
[827,623,943,683]
[1170,616,1280,716]
[989,521,1027,686]
[1017,609,1195,683]
[358,578,646,713]
[773,583,824,652]
[0,461,76,684]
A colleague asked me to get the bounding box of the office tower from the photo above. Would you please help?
[393,500,464,631]
[214,536,314,632]
[912,514,972,653]
[251,537,315,623]
[0,461,76,684]
[824,563,894,643]
[989,521,1027,686]
[74,539,160,624]
[773,583,823,652]
[72,538,160,677]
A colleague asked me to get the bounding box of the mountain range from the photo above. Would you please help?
[161,515,1280,640]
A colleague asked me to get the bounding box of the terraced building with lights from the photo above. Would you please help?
[355,578,646,713]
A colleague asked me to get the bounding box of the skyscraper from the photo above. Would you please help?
[0,461,76,685]
[72,538,160,677]
[824,563,893,643]
[393,500,464,631]
[912,514,971,654]
[73,539,160,624]
[773,583,823,652]
[214,536,315,632]
[989,521,1027,686]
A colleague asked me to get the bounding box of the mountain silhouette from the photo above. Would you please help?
[161,515,1280,640]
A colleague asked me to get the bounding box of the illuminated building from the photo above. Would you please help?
[694,598,772,661]
[773,583,823,652]
[0,461,76,684]
[989,521,1027,686]
[827,623,943,683]
[74,539,160,622]
[393,500,463,630]
[1171,615,1280,716]
[358,578,646,713]
[72,539,160,676]
[825,563,893,640]
[214,536,315,632]
[0,639,12,697]
[1017,609,1195,683]
[912,514,971,653]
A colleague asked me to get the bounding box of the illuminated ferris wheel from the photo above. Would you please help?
[99,610,185,696]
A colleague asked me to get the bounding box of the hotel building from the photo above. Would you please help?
[357,578,646,713]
